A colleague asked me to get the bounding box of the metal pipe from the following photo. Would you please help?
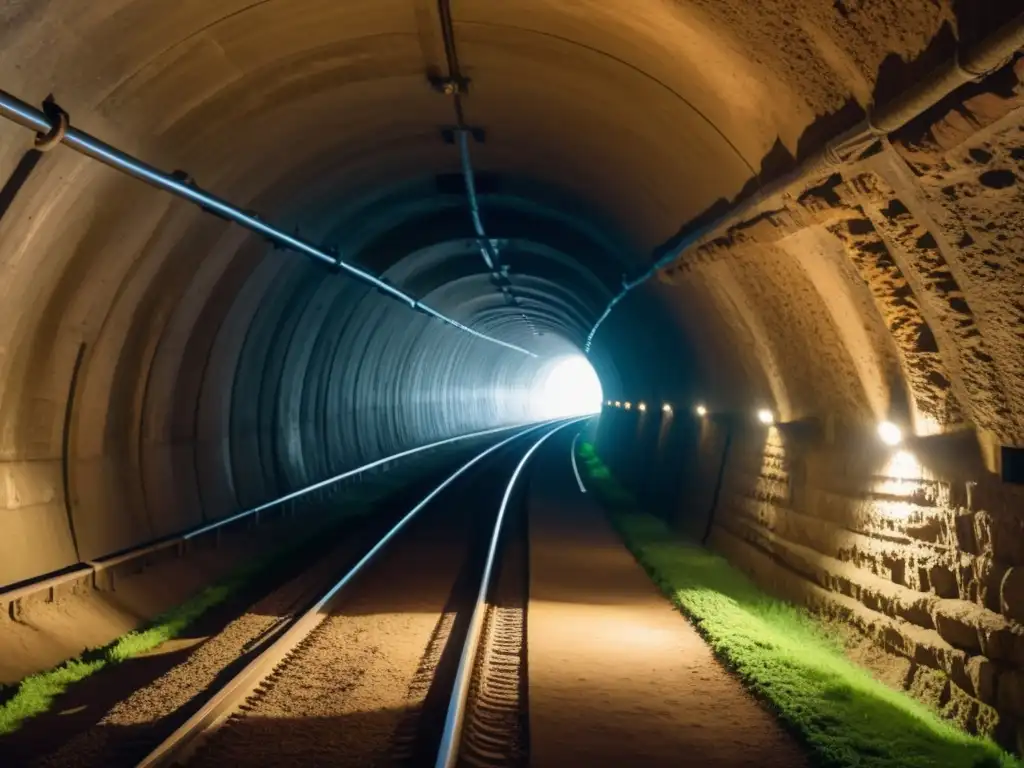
[435,0,536,336]
[183,420,538,541]
[455,129,541,335]
[584,13,1024,353]
[0,89,536,358]
[457,128,501,271]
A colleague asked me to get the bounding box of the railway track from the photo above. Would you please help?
[134,418,582,767]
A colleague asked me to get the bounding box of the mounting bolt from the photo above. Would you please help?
[170,169,196,187]
[428,73,471,96]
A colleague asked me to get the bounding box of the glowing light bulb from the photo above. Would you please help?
[663,403,673,414]
[695,404,707,417]
[878,420,903,446]
[615,401,621,407]
[757,408,775,425]
[638,402,647,412]
[624,402,632,410]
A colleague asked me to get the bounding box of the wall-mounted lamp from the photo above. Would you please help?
[757,408,775,425]
[663,403,673,415]
[624,401,632,410]
[877,420,903,447]
[614,401,621,407]
[695,404,707,417]
[638,402,647,412]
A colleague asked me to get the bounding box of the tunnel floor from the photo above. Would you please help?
[526,430,805,767]
[0,423,810,766]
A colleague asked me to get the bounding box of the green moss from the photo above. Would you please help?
[576,442,1019,768]
[0,659,104,736]
[0,463,435,736]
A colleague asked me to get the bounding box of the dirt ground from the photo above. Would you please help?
[187,466,501,768]
[525,431,808,767]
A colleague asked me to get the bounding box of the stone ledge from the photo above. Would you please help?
[729,493,951,566]
[718,513,1022,666]
[0,565,94,618]
[725,494,1005,607]
[709,525,1002,723]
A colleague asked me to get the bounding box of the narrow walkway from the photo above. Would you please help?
[526,431,807,767]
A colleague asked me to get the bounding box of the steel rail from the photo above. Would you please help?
[0,421,546,604]
[434,416,590,768]
[183,420,545,540]
[570,431,587,493]
[134,418,565,768]
[0,89,536,358]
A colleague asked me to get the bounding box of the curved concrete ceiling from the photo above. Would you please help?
[1,0,1022,586]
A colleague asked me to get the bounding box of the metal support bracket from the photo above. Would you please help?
[428,74,471,96]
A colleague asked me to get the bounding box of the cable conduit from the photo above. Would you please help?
[584,12,1024,353]
[436,0,537,337]
[0,89,536,358]
[457,128,500,272]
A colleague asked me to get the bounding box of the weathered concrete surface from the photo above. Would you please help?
[1,0,1024,747]
[602,48,1024,748]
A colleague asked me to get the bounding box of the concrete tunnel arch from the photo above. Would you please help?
[3,5,1024,739]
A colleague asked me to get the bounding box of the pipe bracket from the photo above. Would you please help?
[429,74,471,96]
[34,105,68,152]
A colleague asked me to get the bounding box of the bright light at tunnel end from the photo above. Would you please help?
[530,354,603,419]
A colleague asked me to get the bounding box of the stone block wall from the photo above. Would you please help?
[646,55,1024,749]
[702,418,1024,748]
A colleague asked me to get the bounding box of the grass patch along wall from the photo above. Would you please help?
[575,441,1019,768]
[0,457,444,737]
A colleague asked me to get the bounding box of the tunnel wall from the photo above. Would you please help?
[0,217,549,587]
[659,55,1024,446]
[645,60,1024,747]
[600,401,1024,745]
[594,56,1024,746]
[0,0,994,593]
[595,405,702,533]
[702,419,1024,744]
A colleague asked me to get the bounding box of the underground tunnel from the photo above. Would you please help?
[1,1,1024,766]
